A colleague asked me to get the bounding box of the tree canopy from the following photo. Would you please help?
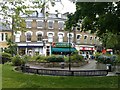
[66,2,120,35]
[65,2,120,50]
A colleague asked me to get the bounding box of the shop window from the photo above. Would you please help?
[48,21,54,29]
[37,20,44,28]
[58,21,64,30]
[37,33,42,41]
[58,34,63,42]
[48,33,53,42]
[26,32,31,42]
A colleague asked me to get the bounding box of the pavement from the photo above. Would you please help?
[26,59,118,76]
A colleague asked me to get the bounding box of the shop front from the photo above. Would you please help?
[51,42,77,55]
[17,43,44,56]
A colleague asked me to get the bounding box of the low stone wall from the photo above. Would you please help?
[27,61,88,68]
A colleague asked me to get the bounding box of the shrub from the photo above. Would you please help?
[71,54,84,62]
[94,52,102,60]
[35,55,47,62]
[97,55,117,65]
[1,52,12,64]
[12,55,25,66]
[22,55,30,63]
[46,55,64,62]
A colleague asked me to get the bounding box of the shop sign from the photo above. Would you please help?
[52,42,72,48]
[80,47,95,50]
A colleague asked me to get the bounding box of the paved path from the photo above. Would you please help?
[27,59,99,70]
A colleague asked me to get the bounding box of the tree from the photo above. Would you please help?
[4,38,17,56]
[0,0,56,56]
[65,2,120,49]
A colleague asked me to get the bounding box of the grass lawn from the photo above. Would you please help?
[1,64,119,88]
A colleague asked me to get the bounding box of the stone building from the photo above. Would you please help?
[14,12,101,56]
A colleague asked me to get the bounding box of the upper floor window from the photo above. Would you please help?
[26,20,32,28]
[14,31,21,42]
[48,20,54,29]
[84,36,87,39]
[58,21,64,30]
[5,33,8,41]
[26,33,31,42]
[47,33,54,42]
[67,33,73,43]
[37,33,42,41]
[76,35,81,40]
[90,36,93,40]
[58,34,63,42]
[84,35,88,43]
[37,20,44,28]
[1,33,4,41]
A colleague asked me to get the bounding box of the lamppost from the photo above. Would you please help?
[68,32,71,71]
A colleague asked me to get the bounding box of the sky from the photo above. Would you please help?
[48,0,76,14]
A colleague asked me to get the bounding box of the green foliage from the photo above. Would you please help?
[70,54,83,62]
[65,2,120,49]
[12,55,25,66]
[94,52,102,60]
[96,54,117,65]
[22,55,30,63]
[46,55,64,62]
[116,55,120,63]
[35,55,47,62]
[1,52,12,64]
[4,38,17,56]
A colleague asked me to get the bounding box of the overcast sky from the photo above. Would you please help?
[49,0,76,14]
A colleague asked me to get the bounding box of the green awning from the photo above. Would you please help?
[51,47,77,53]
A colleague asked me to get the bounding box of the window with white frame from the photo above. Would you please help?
[14,31,21,42]
[1,33,4,41]
[48,21,54,29]
[0,48,4,52]
[76,35,81,40]
[5,33,8,41]
[68,33,73,43]
[0,33,2,41]
[37,20,44,28]
[94,36,97,44]
[26,32,32,42]
[37,33,42,41]
[76,34,81,44]
[26,20,32,28]
[48,33,53,42]
[58,33,63,42]
[90,36,93,40]
[58,21,64,30]
[84,35,87,43]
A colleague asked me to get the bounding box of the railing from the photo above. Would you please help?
[21,67,108,76]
